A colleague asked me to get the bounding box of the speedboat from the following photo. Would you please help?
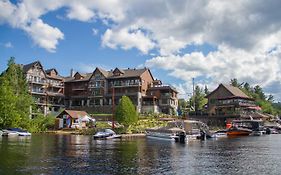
[93,129,121,140]
[228,120,264,136]
[2,128,31,136]
[226,127,252,136]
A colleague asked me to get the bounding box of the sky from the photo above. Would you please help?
[1,0,281,101]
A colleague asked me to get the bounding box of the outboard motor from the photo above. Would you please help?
[197,129,206,140]
[265,127,271,135]
[179,131,186,143]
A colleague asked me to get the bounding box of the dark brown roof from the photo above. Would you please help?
[206,84,250,99]
[22,60,43,73]
[107,68,148,79]
[65,72,92,82]
[45,68,58,75]
[149,85,178,93]
[65,67,151,82]
[57,110,89,119]
[95,67,109,77]
[46,75,64,80]
[222,84,249,98]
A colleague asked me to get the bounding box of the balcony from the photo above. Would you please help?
[216,100,255,107]
[89,84,104,88]
[28,79,47,85]
[109,82,141,88]
[30,90,45,95]
[72,87,87,91]
[48,82,64,88]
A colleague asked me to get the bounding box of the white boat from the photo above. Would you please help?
[212,130,228,138]
[146,127,186,141]
[93,129,121,140]
[2,128,31,136]
[145,121,188,143]
[169,120,212,140]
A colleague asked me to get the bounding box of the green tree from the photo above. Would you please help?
[0,57,33,129]
[204,85,209,95]
[178,98,188,116]
[115,96,138,126]
[254,85,266,100]
[190,85,207,111]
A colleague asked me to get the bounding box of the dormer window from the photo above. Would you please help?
[113,68,124,76]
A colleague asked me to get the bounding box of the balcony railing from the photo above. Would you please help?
[49,82,64,88]
[216,101,255,106]
[28,80,47,84]
[89,85,104,88]
[109,82,141,87]
[31,90,45,95]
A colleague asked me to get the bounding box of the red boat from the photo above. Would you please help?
[227,127,252,136]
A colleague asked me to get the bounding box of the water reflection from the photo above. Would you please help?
[1,134,281,174]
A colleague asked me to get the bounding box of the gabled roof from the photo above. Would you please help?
[107,68,149,79]
[65,72,92,82]
[45,68,58,75]
[57,110,90,119]
[206,84,250,99]
[95,67,109,77]
[22,60,44,73]
[65,67,153,82]
[113,67,125,75]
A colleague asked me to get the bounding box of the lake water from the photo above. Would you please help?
[1,134,281,175]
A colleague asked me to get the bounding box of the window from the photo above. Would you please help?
[210,99,216,104]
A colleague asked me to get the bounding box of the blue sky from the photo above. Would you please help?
[1,0,281,101]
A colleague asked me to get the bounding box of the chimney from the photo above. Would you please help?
[70,68,74,77]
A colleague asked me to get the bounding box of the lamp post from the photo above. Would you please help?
[192,78,195,111]
[112,83,115,129]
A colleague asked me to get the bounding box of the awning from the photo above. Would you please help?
[81,115,96,122]
[246,106,262,110]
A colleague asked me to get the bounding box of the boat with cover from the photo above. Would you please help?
[93,129,121,140]
[145,120,211,142]
[145,126,186,141]
[2,128,31,136]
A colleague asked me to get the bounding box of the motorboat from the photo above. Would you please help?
[228,120,264,136]
[93,129,121,140]
[145,127,186,142]
[226,127,252,136]
[2,128,31,136]
[212,130,228,138]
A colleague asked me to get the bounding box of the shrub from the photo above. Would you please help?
[115,96,138,126]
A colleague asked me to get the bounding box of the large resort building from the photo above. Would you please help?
[22,61,178,115]
[23,61,65,115]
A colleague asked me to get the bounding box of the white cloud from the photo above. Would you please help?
[0,0,64,52]
[101,28,155,54]
[1,0,281,99]
[4,42,13,48]
[66,3,94,22]
[23,19,64,52]
[145,44,281,100]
